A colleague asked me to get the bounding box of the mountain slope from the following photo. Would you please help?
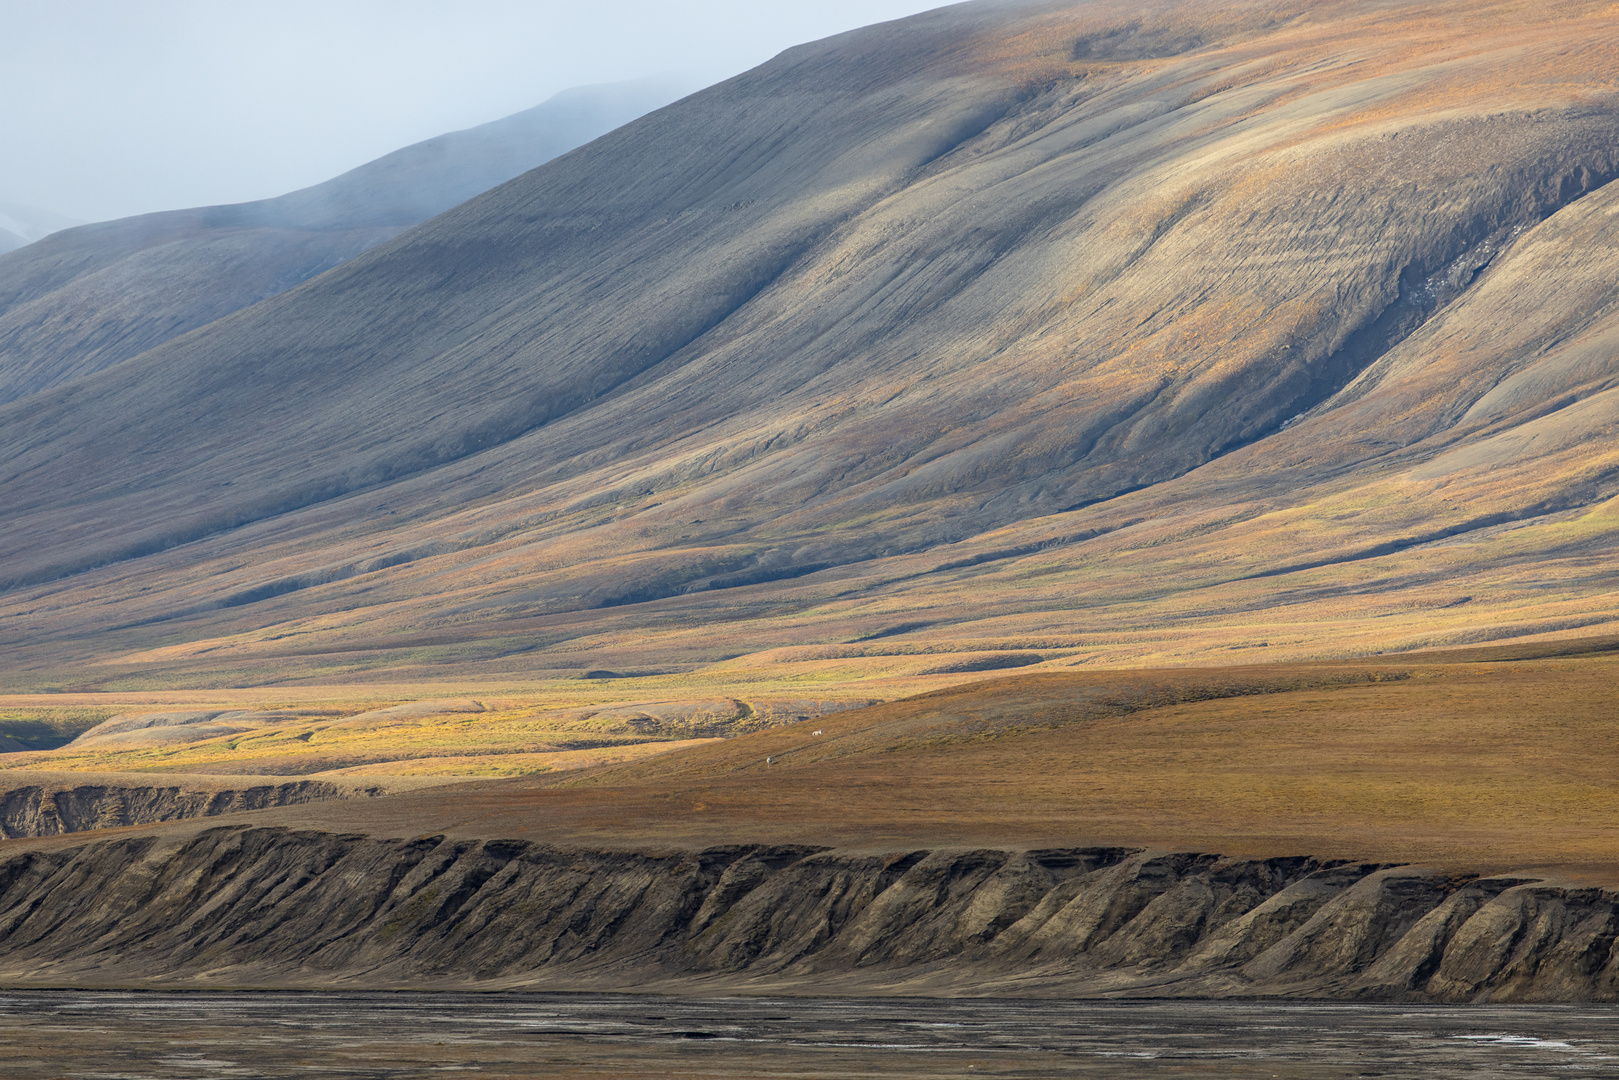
[0,79,688,405]
[2,0,1619,688]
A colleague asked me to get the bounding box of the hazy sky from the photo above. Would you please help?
[1,0,946,223]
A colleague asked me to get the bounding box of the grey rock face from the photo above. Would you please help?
[0,826,1612,1000]
[0,782,380,839]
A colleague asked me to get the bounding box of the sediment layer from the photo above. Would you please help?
[1,825,1611,1001]
[0,777,385,839]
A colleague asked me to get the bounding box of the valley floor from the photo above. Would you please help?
[4,992,1613,1079]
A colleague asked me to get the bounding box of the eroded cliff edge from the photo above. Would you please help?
[0,776,388,839]
[1,826,1611,1001]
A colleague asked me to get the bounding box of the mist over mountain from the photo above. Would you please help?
[3,0,1618,689]
[0,201,81,256]
[0,78,691,405]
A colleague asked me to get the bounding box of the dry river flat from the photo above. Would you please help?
[5,992,1618,1079]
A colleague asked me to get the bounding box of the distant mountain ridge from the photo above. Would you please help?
[0,201,81,255]
[2,0,1619,687]
[0,78,690,405]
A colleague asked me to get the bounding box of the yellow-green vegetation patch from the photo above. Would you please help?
[313,739,723,778]
[2,691,880,775]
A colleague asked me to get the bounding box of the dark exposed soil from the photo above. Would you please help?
[0,826,1612,1002]
[0,775,389,839]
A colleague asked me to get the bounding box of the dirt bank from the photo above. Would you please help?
[1,826,1612,1001]
[0,772,445,838]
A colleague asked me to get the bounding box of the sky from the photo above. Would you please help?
[0,0,946,224]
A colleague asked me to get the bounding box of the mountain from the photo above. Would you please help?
[0,78,691,405]
[0,201,81,255]
[2,0,1618,691]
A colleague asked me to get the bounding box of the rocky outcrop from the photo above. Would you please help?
[1,825,1614,1000]
[0,781,381,839]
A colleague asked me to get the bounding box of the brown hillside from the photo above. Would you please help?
[1,0,1617,694]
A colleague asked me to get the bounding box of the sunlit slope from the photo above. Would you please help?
[0,80,685,406]
[3,0,1619,687]
[100,646,1619,876]
[486,650,1619,873]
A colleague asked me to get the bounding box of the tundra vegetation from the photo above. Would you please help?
[3,0,1619,1003]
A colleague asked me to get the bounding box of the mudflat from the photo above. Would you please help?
[3,992,1616,1079]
